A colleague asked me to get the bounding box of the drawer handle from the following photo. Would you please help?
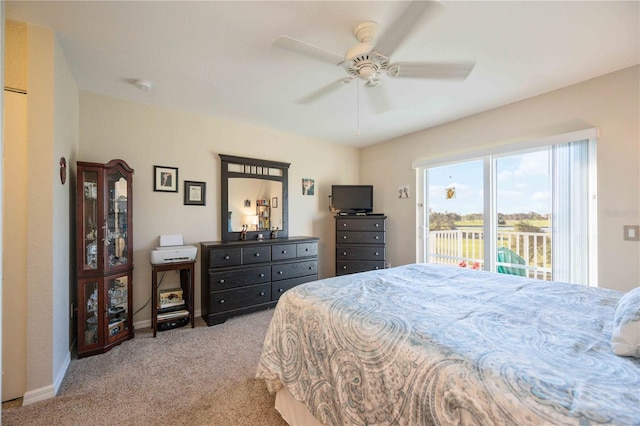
[343,252,347,255]
[342,223,347,227]
[375,236,379,240]
[305,248,309,251]
[259,273,264,277]
[278,288,284,293]
[342,266,347,269]
[375,252,379,256]
[282,250,287,254]
[255,253,260,257]
[375,223,379,227]
[219,299,225,304]
[224,255,230,260]
[278,271,283,274]
[219,279,225,283]
[260,291,265,296]
[375,266,379,269]
[309,266,314,270]
[343,236,347,239]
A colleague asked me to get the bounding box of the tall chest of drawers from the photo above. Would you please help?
[335,215,387,276]
[200,237,319,325]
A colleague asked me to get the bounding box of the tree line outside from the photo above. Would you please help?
[429,210,551,270]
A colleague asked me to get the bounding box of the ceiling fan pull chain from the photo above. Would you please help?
[356,80,361,136]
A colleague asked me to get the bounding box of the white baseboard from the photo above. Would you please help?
[53,352,71,394]
[22,385,56,406]
[22,350,71,406]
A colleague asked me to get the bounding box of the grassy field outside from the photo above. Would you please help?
[454,219,550,229]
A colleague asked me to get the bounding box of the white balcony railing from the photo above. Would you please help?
[428,229,552,281]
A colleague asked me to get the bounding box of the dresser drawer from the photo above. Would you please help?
[336,218,385,231]
[336,245,385,260]
[209,266,271,290]
[272,275,317,301]
[272,244,296,261]
[243,246,271,264]
[297,242,318,258]
[209,283,271,313]
[272,260,317,281]
[209,247,242,268]
[336,260,385,275]
[337,231,385,244]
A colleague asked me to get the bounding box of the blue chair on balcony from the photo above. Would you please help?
[497,247,527,276]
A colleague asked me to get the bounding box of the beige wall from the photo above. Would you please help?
[10,23,78,405]
[361,65,640,293]
[3,22,28,402]
[78,92,359,328]
[25,23,55,401]
[52,34,79,394]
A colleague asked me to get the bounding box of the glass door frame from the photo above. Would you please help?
[414,128,598,285]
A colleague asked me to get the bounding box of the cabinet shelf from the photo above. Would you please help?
[157,304,187,314]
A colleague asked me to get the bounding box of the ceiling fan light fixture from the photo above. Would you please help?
[359,65,377,81]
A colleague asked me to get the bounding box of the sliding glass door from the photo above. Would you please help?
[419,131,596,285]
[426,159,485,269]
[495,149,552,280]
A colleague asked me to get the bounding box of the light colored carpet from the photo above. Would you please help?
[2,310,289,426]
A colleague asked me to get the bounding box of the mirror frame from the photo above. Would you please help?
[220,154,290,242]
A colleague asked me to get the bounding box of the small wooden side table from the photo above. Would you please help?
[151,261,195,337]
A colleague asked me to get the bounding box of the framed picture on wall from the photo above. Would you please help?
[154,166,178,192]
[184,181,206,206]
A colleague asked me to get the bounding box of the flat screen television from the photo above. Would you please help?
[331,185,373,214]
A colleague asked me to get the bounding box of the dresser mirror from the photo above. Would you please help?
[220,154,289,242]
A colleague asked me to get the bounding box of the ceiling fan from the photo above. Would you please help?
[273,1,475,113]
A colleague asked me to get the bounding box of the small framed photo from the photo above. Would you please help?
[302,178,315,196]
[184,181,206,206]
[272,197,278,208]
[154,166,178,192]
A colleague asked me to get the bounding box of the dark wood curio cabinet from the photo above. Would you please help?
[76,159,134,358]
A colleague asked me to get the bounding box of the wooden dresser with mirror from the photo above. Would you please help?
[200,154,319,325]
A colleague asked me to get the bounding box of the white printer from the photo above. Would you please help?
[150,234,197,264]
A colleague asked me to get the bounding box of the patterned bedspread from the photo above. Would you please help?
[256,264,640,426]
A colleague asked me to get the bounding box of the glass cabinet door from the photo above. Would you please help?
[80,279,100,348]
[107,275,129,342]
[106,169,129,270]
[82,171,99,272]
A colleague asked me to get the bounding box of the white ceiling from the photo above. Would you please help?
[6,1,639,148]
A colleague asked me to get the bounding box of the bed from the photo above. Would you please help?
[256,263,640,426]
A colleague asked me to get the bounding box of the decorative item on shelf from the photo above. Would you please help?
[159,288,185,309]
[271,227,279,239]
[240,224,248,241]
[257,233,264,241]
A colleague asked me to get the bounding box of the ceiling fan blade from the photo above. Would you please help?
[297,77,353,104]
[364,80,391,114]
[273,36,345,65]
[387,62,475,80]
[373,1,445,58]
